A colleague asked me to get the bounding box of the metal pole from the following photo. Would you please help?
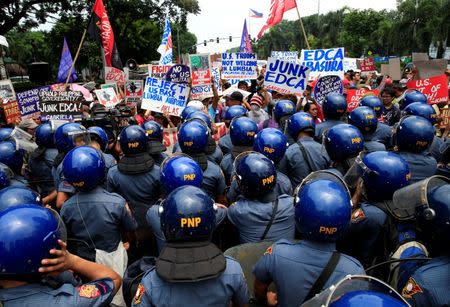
[65,29,87,86]
[295,3,311,49]
[177,26,181,63]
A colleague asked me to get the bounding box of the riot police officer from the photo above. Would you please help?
[401,90,427,110]
[315,93,347,139]
[0,140,27,186]
[88,126,117,171]
[272,100,296,144]
[141,120,168,165]
[219,105,247,155]
[359,95,393,147]
[0,127,13,142]
[0,185,40,211]
[348,106,386,152]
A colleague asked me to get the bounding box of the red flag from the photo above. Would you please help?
[87,0,123,69]
[258,0,297,39]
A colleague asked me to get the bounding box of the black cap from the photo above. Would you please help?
[226,91,244,103]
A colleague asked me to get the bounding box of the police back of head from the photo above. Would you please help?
[161,155,203,194]
[254,128,288,164]
[395,115,434,153]
[323,93,347,120]
[273,100,295,123]
[0,128,13,142]
[0,186,40,212]
[119,125,148,155]
[359,96,383,117]
[324,124,364,163]
[186,111,212,131]
[403,90,427,110]
[142,121,163,142]
[54,122,88,153]
[88,126,109,151]
[229,116,258,147]
[35,123,55,148]
[348,106,378,135]
[287,112,315,141]
[181,105,202,121]
[0,140,24,174]
[403,102,437,124]
[178,119,209,154]
[224,105,247,123]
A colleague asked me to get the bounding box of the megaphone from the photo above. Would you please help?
[126,59,138,71]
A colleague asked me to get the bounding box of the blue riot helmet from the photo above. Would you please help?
[186,111,212,130]
[142,121,164,142]
[403,90,427,109]
[348,106,378,134]
[181,105,202,121]
[160,185,216,242]
[229,117,258,147]
[0,128,13,142]
[395,115,434,153]
[403,102,437,124]
[178,119,209,154]
[424,183,450,246]
[323,93,347,120]
[0,168,10,190]
[0,141,24,173]
[0,205,63,277]
[294,171,352,242]
[35,123,55,148]
[54,123,89,153]
[234,152,277,198]
[88,126,109,151]
[273,100,295,122]
[223,105,247,121]
[0,186,40,212]
[359,96,383,117]
[62,146,106,191]
[160,154,203,194]
[118,125,149,155]
[253,128,289,164]
[287,112,315,140]
[324,124,364,163]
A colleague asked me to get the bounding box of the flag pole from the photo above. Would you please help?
[65,28,87,87]
[294,2,310,49]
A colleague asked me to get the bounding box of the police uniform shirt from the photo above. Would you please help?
[252,240,365,306]
[146,204,228,253]
[427,136,444,162]
[218,133,233,155]
[398,151,437,183]
[372,122,393,146]
[52,162,76,194]
[28,148,58,195]
[401,256,450,306]
[202,160,227,201]
[0,278,115,307]
[363,140,386,153]
[106,164,162,227]
[131,256,249,307]
[220,153,234,185]
[173,141,222,165]
[314,119,345,140]
[102,152,117,171]
[226,171,293,203]
[61,187,137,253]
[227,195,295,243]
[278,137,331,187]
[151,152,168,166]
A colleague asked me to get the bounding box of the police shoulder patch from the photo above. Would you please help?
[264,246,273,255]
[77,284,101,298]
[402,277,423,299]
[133,283,145,305]
[351,208,365,223]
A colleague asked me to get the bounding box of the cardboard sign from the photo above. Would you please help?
[406,74,448,105]
[189,54,211,86]
[221,87,251,101]
[264,57,310,95]
[105,66,125,85]
[414,59,447,79]
[125,80,143,106]
[388,58,402,80]
[227,79,251,87]
[148,65,172,79]
[357,58,375,72]
[440,108,450,129]
[221,53,257,80]
[343,58,358,72]
[101,82,118,94]
[412,52,429,62]
[0,80,16,103]
[94,88,120,109]
[189,64,222,101]
[16,86,51,118]
[270,51,298,62]
[3,100,21,124]
[346,88,380,112]
[300,48,345,78]
[141,77,189,116]
[380,64,389,76]
[38,91,83,121]
[165,65,191,84]
[313,75,343,106]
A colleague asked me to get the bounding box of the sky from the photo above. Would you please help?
[187,0,397,54]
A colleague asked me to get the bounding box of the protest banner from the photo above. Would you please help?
[71,84,93,101]
[346,88,380,112]
[414,59,447,79]
[2,100,21,124]
[300,48,344,78]
[101,82,118,94]
[270,51,298,62]
[104,66,126,85]
[189,54,211,86]
[94,88,120,109]
[357,58,375,72]
[165,65,191,84]
[313,75,343,106]
[125,80,143,106]
[148,65,172,79]
[0,80,16,103]
[440,108,450,129]
[227,79,251,87]
[406,74,448,105]
[141,77,189,116]
[221,53,257,80]
[264,57,310,95]
[412,52,428,62]
[38,91,83,121]
[388,58,402,80]
[189,64,222,100]
[50,83,66,92]
[16,86,51,118]
[343,58,358,72]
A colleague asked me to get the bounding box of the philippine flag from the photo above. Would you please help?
[249,9,263,18]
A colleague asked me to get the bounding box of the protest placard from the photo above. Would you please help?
[412,52,429,62]
[94,88,120,109]
[270,51,298,62]
[388,58,402,80]
[148,65,172,79]
[221,87,251,101]
[0,80,16,103]
[105,66,126,85]
[2,100,21,124]
[440,108,450,129]
[189,54,211,86]
[313,75,343,106]
[357,58,375,72]
[406,74,448,105]
[227,79,251,87]
[38,91,83,121]
[346,88,380,112]
[189,64,222,100]
[16,86,51,118]
[101,82,118,94]
[221,53,257,80]
[300,48,344,78]
[414,59,447,79]
[343,58,358,72]
[141,77,189,116]
[125,80,143,104]
[264,57,310,95]
[165,65,191,84]
[71,84,93,101]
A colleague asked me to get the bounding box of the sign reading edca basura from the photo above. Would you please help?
[300,47,345,78]
[38,91,83,120]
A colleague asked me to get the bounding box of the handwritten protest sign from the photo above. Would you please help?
[388,58,401,80]
[357,58,375,72]
[300,48,344,78]
[141,77,189,116]
[343,58,358,72]
[0,80,16,103]
[440,108,450,129]
[94,88,120,109]
[189,64,222,100]
[264,57,310,95]
[105,66,125,85]
[165,65,191,84]
[270,51,298,62]
[38,91,83,121]
[412,53,428,62]
[125,80,143,106]
[313,75,343,106]
[227,79,251,87]
[3,100,21,124]
[148,65,172,79]
[189,54,211,86]
[222,87,251,101]
[346,88,380,112]
[16,86,51,118]
[406,74,448,105]
[221,53,257,80]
